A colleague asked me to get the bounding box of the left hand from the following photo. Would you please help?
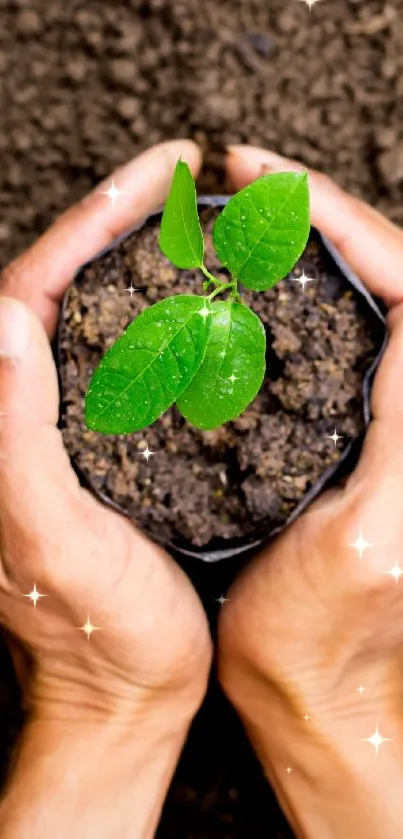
[0,141,212,839]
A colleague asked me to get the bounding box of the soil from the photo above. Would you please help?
[1,1,403,272]
[0,0,400,836]
[59,208,377,551]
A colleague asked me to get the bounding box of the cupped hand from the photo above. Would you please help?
[218,146,403,838]
[0,141,212,732]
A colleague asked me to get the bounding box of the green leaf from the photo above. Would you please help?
[212,171,310,291]
[159,160,204,269]
[85,295,212,434]
[176,301,266,430]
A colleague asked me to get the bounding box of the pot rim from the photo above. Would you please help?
[56,196,388,564]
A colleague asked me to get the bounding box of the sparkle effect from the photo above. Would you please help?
[24,583,46,608]
[349,532,373,559]
[292,271,315,292]
[326,428,343,447]
[198,305,211,319]
[228,374,238,383]
[216,595,230,607]
[386,562,403,583]
[140,444,155,462]
[79,617,100,640]
[286,767,293,774]
[298,0,323,8]
[126,283,139,299]
[356,686,367,695]
[302,713,310,722]
[363,727,391,755]
[101,179,128,208]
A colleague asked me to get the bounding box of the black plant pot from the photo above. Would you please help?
[56,196,387,597]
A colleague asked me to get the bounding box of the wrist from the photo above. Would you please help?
[0,708,190,839]
[260,718,403,839]
[26,653,207,730]
[226,672,403,839]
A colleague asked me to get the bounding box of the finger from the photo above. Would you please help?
[0,295,152,613]
[0,140,202,336]
[0,296,82,544]
[366,305,403,430]
[226,144,403,309]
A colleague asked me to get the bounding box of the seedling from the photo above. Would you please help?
[85,161,310,434]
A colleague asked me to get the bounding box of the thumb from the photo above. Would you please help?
[0,296,79,525]
[345,310,403,529]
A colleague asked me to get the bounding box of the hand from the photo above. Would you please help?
[0,141,212,839]
[218,146,403,839]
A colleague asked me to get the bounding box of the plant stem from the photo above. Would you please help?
[208,282,233,301]
[228,288,243,304]
[201,263,243,304]
[200,264,222,287]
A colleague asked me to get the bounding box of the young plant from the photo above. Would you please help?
[85,161,310,434]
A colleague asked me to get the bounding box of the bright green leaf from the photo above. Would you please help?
[85,295,212,434]
[159,160,204,269]
[176,301,266,430]
[212,171,310,291]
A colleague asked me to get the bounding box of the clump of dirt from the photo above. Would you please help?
[59,208,377,550]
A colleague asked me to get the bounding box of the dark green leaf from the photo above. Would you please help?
[85,295,212,434]
[213,171,310,290]
[159,160,204,269]
[176,301,266,430]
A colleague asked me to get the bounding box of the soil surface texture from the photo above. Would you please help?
[59,209,377,551]
[0,0,401,836]
[1,1,403,271]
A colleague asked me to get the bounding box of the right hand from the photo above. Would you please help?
[219,145,403,839]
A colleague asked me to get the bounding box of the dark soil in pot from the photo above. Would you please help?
[59,205,380,556]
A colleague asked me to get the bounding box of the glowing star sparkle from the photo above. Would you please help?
[24,583,46,608]
[302,713,310,722]
[298,0,323,8]
[101,179,128,208]
[286,767,293,774]
[197,305,211,319]
[386,562,403,583]
[356,685,367,695]
[140,444,155,462]
[326,428,343,447]
[79,617,100,640]
[363,727,391,755]
[228,374,238,383]
[291,271,315,292]
[126,283,139,299]
[216,595,230,606]
[349,531,373,559]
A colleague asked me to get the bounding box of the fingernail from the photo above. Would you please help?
[0,298,30,359]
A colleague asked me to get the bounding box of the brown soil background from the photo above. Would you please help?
[0,1,402,836]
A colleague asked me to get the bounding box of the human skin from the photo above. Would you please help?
[0,140,212,839]
[218,145,403,839]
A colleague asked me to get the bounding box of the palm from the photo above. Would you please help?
[0,140,211,713]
